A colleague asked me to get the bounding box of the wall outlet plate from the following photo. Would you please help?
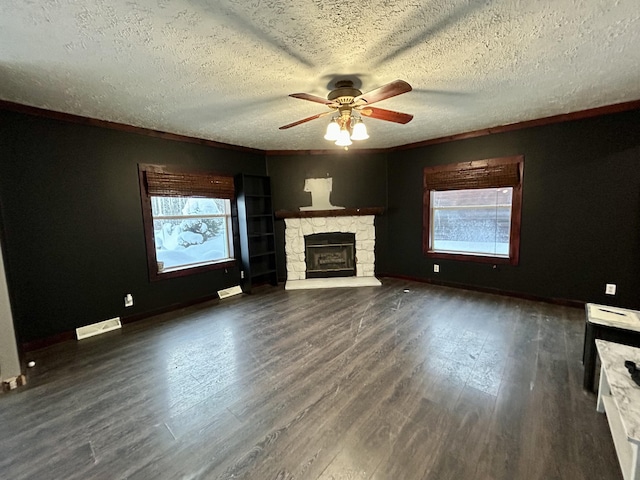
[605,284,616,295]
[433,264,440,273]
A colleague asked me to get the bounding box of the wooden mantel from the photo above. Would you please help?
[275,207,384,219]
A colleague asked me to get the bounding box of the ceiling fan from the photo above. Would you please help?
[279,79,414,146]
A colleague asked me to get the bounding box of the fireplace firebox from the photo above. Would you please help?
[305,232,356,278]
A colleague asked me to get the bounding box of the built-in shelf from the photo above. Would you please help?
[250,250,276,258]
[235,174,278,293]
[251,267,277,277]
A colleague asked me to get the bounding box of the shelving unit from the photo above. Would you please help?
[235,174,278,293]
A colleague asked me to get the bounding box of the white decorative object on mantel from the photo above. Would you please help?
[284,215,380,290]
[299,177,344,211]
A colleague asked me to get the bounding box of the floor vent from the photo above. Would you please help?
[218,285,243,299]
[76,317,122,340]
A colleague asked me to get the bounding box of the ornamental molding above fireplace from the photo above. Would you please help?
[280,207,384,290]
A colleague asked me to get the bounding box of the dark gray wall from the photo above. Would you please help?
[266,152,389,279]
[0,110,265,343]
[386,110,640,309]
[2,106,639,344]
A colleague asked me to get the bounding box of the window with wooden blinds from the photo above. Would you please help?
[423,155,524,266]
[138,164,237,281]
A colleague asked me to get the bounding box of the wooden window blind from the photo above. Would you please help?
[424,156,522,191]
[143,170,235,199]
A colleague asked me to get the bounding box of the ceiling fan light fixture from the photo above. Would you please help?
[350,120,369,141]
[335,128,352,147]
[281,79,413,148]
[324,119,340,141]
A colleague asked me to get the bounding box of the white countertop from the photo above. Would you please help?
[596,339,640,444]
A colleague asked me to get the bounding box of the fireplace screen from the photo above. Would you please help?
[305,232,356,278]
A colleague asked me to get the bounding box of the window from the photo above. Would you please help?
[151,196,233,271]
[423,156,523,265]
[139,165,236,280]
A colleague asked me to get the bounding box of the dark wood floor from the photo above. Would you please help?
[0,278,620,479]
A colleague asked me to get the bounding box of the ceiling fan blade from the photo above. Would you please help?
[279,111,332,130]
[359,107,413,124]
[289,93,336,106]
[353,80,412,105]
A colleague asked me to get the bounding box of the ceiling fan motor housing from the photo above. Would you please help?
[327,80,362,104]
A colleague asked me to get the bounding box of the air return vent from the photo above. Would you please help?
[217,285,243,299]
[76,317,122,340]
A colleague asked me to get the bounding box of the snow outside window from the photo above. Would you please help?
[430,188,513,257]
[151,196,233,272]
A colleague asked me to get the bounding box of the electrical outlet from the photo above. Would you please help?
[433,264,440,273]
[605,284,616,295]
[124,293,134,307]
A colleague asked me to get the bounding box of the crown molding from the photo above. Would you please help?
[0,100,263,154]
[3,98,639,156]
[392,99,640,151]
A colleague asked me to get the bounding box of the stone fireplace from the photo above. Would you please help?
[276,208,383,290]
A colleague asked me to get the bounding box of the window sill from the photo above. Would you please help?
[426,251,517,266]
[150,258,236,281]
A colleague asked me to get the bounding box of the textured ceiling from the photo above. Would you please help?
[1,0,639,151]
